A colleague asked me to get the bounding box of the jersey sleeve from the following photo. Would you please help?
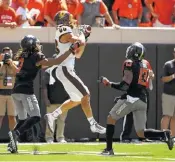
[123,59,133,71]
[55,25,72,40]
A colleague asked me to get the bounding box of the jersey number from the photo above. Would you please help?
[138,68,149,86]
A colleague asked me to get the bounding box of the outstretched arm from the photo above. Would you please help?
[99,70,133,91]
[36,41,80,67]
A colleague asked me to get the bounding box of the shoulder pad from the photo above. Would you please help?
[55,25,72,39]
[123,59,133,70]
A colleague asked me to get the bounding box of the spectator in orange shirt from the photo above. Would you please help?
[0,0,17,28]
[27,0,44,26]
[66,0,79,18]
[145,0,175,27]
[112,0,143,27]
[76,0,116,27]
[44,0,67,26]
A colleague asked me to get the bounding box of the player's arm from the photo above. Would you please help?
[36,49,72,67]
[99,69,133,91]
[63,33,86,59]
[99,61,133,91]
[36,42,80,67]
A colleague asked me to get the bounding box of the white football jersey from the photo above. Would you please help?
[55,25,75,69]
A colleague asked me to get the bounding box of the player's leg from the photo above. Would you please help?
[120,112,133,142]
[8,94,27,153]
[61,67,105,134]
[45,99,80,133]
[7,96,16,130]
[81,94,106,134]
[133,100,174,150]
[46,66,105,134]
[56,110,68,143]
[101,99,133,155]
[15,94,41,136]
[45,104,58,143]
[60,66,105,133]
[170,116,175,137]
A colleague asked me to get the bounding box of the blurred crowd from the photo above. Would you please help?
[0,0,175,28]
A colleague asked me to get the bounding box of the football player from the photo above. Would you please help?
[8,35,80,153]
[99,42,174,155]
[45,10,106,135]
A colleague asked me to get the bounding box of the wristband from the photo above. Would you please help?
[172,74,175,79]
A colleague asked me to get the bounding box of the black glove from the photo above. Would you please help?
[69,41,81,54]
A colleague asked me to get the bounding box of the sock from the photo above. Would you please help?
[87,117,96,125]
[144,129,165,139]
[14,119,26,131]
[16,116,40,135]
[106,124,115,151]
[52,107,62,118]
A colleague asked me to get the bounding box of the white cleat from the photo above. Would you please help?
[44,113,56,133]
[90,123,106,134]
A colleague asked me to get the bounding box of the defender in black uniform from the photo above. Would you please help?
[8,35,79,153]
[99,42,174,155]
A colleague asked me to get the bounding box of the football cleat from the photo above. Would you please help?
[101,148,114,156]
[44,113,56,133]
[90,123,106,134]
[8,131,18,153]
[163,130,174,150]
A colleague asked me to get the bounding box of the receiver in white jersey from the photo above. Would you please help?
[55,25,75,69]
[55,25,89,102]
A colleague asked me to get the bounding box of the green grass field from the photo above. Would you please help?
[0,142,174,162]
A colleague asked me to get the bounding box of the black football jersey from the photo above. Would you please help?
[123,59,150,102]
[13,52,45,94]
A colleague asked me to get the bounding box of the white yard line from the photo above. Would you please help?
[0,142,165,146]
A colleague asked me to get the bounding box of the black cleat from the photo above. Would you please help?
[164,130,174,150]
[101,148,114,156]
[7,142,17,154]
[8,131,18,153]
